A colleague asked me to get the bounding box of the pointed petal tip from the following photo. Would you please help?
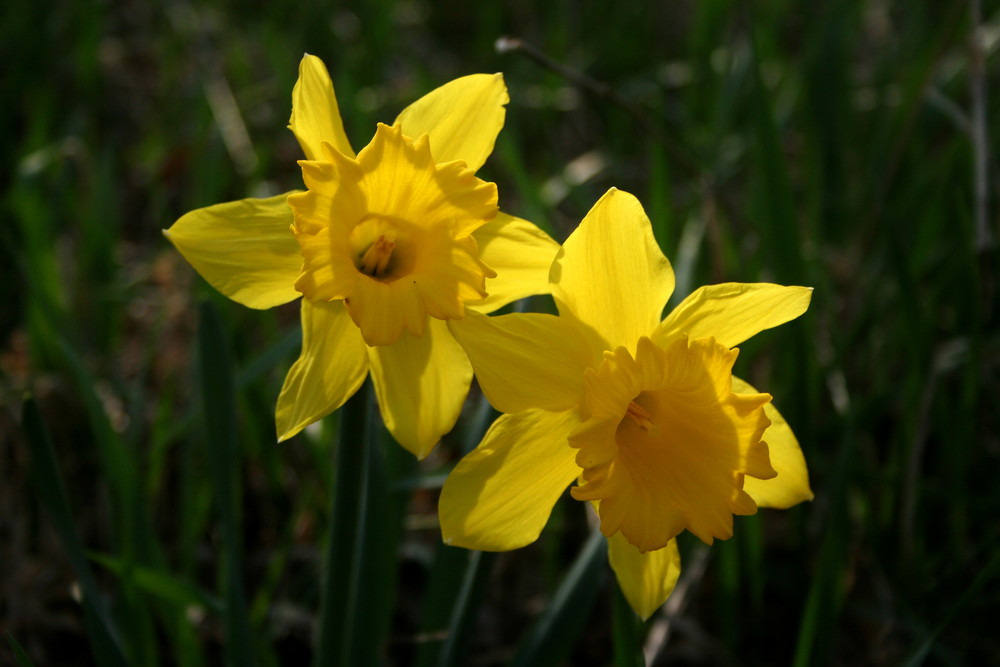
[608,535,682,620]
[275,421,301,443]
[392,73,508,171]
[411,442,437,461]
[552,187,673,348]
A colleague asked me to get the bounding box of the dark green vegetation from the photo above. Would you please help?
[3,1,998,665]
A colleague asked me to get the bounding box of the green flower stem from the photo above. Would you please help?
[436,549,497,667]
[612,583,645,667]
[511,528,607,667]
[197,302,256,667]
[408,392,501,667]
[314,379,373,667]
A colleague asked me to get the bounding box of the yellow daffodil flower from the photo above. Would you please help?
[440,188,813,618]
[164,55,558,457]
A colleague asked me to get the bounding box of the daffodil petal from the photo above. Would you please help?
[550,188,675,350]
[448,310,597,414]
[468,212,560,313]
[440,408,582,551]
[607,533,681,621]
[392,73,508,172]
[276,300,369,441]
[289,54,355,160]
[164,193,302,309]
[653,283,813,349]
[367,318,472,458]
[733,377,813,508]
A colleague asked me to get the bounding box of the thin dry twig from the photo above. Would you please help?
[495,35,745,253]
[643,545,711,664]
[969,0,992,251]
[494,36,700,181]
[900,339,969,560]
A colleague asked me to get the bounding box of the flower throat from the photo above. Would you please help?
[359,234,396,278]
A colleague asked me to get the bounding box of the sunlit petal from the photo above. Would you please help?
[440,408,582,551]
[367,318,472,458]
[164,193,302,309]
[289,54,354,160]
[275,300,368,441]
[393,73,508,172]
[345,277,427,346]
[607,533,681,621]
[653,283,813,349]
[550,188,674,350]
[357,125,497,229]
[288,152,364,302]
[448,310,598,413]
[734,376,813,508]
[468,212,560,313]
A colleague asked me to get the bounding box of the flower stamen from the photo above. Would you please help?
[625,400,655,432]
[359,234,396,278]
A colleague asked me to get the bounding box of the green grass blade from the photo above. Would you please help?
[161,327,303,446]
[361,427,417,663]
[511,528,607,667]
[495,132,553,234]
[235,327,303,387]
[89,552,223,614]
[50,334,161,663]
[612,584,644,667]
[6,633,37,667]
[197,301,257,667]
[414,543,477,667]
[436,549,498,667]
[21,398,129,667]
[902,551,1000,667]
[647,144,675,255]
[715,535,741,650]
[744,8,803,285]
[793,422,856,667]
[314,380,373,667]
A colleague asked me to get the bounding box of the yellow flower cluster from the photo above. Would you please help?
[165,55,813,619]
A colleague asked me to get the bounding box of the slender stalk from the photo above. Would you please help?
[510,528,607,667]
[612,585,645,667]
[197,302,256,667]
[969,0,992,251]
[436,550,497,667]
[314,380,372,667]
